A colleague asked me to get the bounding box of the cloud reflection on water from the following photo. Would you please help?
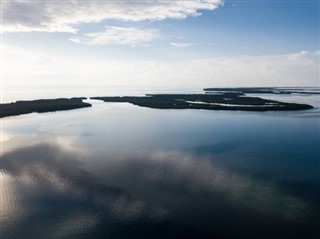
[0,141,318,239]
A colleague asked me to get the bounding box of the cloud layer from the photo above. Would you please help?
[3,44,318,88]
[2,0,223,33]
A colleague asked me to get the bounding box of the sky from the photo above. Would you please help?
[1,0,320,88]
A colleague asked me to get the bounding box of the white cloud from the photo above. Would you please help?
[2,0,223,33]
[287,50,308,61]
[70,26,160,46]
[170,42,194,48]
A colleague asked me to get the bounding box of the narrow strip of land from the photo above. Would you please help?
[0,98,92,118]
[204,87,320,95]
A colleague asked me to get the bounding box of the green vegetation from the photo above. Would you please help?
[91,94,313,111]
[0,98,92,118]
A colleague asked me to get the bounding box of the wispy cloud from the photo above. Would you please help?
[70,27,160,46]
[2,0,223,33]
[170,42,194,48]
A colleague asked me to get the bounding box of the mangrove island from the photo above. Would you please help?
[0,97,92,118]
[91,93,313,111]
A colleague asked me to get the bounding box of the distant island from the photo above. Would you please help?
[0,98,92,118]
[91,93,313,111]
[204,87,320,95]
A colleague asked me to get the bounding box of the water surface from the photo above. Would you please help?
[1,91,319,239]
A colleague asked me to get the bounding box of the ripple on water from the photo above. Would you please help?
[0,171,23,235]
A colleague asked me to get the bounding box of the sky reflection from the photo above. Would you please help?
[1,140,319,239]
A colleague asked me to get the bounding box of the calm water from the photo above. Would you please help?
[1,88,320,239]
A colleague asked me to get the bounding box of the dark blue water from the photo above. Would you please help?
[1,93,319,239]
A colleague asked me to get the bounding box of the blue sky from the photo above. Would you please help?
[2,0,319,87]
